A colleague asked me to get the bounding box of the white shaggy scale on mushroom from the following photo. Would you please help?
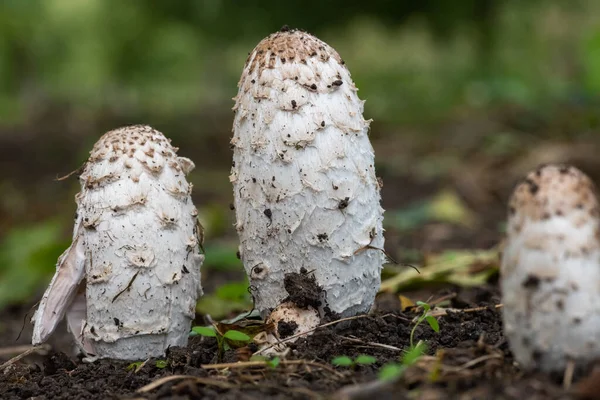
[230,28,385,317]
[501,164,600,373]
[31,125,204,360]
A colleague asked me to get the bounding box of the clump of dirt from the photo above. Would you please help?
[277,320,298,339]
[283,267,323,309]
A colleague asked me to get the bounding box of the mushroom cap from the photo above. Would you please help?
[242,27,343,79]
[84,124,194,179]
[501,164,600,373]
[266,301,320,340]
[507,164,599,226]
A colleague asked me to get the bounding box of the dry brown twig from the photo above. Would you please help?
[339,336,402,352]
[427,304,503,318]
[55,164,84,181]
[202,359,345,379]
[446,354,503,372]
[427,293,457,307]
[254,313,394,355]
[0,345,43,358]
[0,344,51,371]
[136,375,235,393]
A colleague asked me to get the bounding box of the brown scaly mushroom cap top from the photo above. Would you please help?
[243,26,343,78]
[85,125,194,176]
[508,164,600,225]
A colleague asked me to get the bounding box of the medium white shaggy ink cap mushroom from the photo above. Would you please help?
[230,27,385,318]
[501,164,600,373]
[31,125,204,360]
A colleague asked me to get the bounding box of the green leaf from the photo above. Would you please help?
[354,355,377,365]
[378,363,405,381]
[403,342,427,366]
[268,357,280,369]
[331,356,353,367]
[191,326,217,337]
[223,329,251,342]
[126,361,144,371]
[415,301,430,312]
[155,360,168,369]
[425,316,440,332]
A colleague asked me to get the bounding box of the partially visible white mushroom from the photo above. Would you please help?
[230,27,385,320]
[32,125,204,360]
[253,301,320,355]
[501,164,600,374]
[267,301,320,340]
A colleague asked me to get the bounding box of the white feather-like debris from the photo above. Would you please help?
[32,125,204,360]
[230,28,385,318]
[501,164,600,373]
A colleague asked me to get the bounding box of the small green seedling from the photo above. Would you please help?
[410,301,440,348]
[126,361,144,372]
[267,356,281,369]
[331,354,377,368]
[191,325,251,361]
[378,342,428,381]
[377,301,440,382]
[191,325,218,338]
[126,359,169,373]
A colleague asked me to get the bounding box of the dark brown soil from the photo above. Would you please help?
[3,106,599,399]
[0,285,580,400]
[283,268,323,311]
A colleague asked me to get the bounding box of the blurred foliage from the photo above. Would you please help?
[0,0,599,126]
[0,219,69,309]
[386,189,477,232]
[196,280,252,319]
[381,249,499,293]
[1,0,599,309]
[203,242,242,271]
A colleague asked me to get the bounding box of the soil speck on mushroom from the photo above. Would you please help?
[283,268,323,310]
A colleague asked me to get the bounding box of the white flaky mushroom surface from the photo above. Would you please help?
[32,125,204,360]
[255,301,320,354]
[267,301,320,340]
[501,164,600,373]
[230,28,385,318]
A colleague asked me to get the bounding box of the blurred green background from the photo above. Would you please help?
[1,0,600,314]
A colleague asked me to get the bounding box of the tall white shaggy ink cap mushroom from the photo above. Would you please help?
[230,27,385,318]
[501,164,600,373]
[31,125,204,360]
